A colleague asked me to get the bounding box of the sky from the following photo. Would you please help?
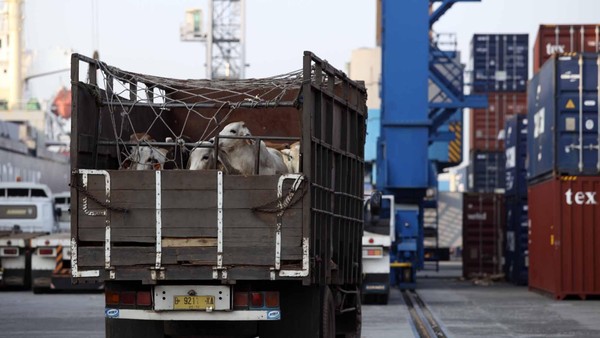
[16,0,600,104]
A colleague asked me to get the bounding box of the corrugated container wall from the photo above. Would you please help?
[468,151,505,193]
[529,176,600,299]
[533,24,600,74]
[462,193,505,278]
[504,197,528,285]
[470,34,529,93]
[527,53,600,183]
[505,114,528,197]
[470,92,527,152]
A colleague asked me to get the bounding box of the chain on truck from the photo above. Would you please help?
[70,51,367,338]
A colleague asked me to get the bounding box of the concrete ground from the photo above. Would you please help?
[414,262,600,338]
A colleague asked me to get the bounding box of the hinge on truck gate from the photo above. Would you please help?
[212,268,228,280]
[150,268,166,281]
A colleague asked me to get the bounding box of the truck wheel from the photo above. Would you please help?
[321,287,336,338]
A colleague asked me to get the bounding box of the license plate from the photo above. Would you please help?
[173,295,215,310]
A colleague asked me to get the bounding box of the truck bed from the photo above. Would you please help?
[71,52,366,286]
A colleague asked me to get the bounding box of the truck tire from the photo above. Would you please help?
[321,287,335,338]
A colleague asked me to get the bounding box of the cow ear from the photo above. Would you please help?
[153,162,162,170]
[122,159,132,169]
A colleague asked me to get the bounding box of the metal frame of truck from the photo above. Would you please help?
[70,51,367,337]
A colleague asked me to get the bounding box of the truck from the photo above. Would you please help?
[361,192,394,304]
[0,182,55,289]
[70,51,366,337]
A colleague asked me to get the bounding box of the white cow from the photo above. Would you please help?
[187,139,240,174]
[122,133,168,170]
[218,121,289,176]
[280,141,300,173]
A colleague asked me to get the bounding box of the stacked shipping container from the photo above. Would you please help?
[528,25,600,298]
[504,114,528,285]
[463,34,528,279]
[462,193,505,278]
[467,34,528,193]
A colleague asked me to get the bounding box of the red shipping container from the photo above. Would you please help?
[529,176,600,299]
[462,193,505,278]
[533,24,600,73]
[470,92,527,152]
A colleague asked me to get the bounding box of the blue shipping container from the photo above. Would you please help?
[527,53,600,181]
[470,34,529,93]
[468,151,506,193]
[504,196,528,285]
[505,114,528,197]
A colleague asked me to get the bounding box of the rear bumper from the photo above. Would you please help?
[32,271,103,290]
[362,273,390,295]
[0,268,26,286]
[106,308,281,321]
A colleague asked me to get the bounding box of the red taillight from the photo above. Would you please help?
[137,291,152,306]
[121,292,136,305]
[234,292,249,309]
[368,238,374,244]
[38,248,54,256]
[264,292,279,308]
[106,291,120,305]
[2,248,19,256]
[250,292,264,308]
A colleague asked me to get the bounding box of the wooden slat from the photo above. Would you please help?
[162,237,217,247]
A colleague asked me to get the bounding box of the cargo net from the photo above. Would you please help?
[93,60,305,171]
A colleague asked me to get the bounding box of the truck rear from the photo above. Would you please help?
[70,52,367,337]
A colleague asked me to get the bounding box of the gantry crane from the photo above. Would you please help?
[377,0,487,288]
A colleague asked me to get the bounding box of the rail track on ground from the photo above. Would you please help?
[401,289,448,338]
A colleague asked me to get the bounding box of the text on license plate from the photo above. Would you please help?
[173,296,215,310]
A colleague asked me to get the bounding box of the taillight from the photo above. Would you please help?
[264,292,280,308]
[106,291,120,305]
[235,291,279,310]
[137,291,152,306]
[233,292,249,310]
[1,247,19,257]
[120,292,136,305]
[363,246,383,258]
[250,292,264,308]
[37,248,55,256]
[106,290,152,307]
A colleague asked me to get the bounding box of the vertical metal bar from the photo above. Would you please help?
[130,82,137,102]
[70,55,80,245]
[217,171,223,269]
[155,171,162,269]
[254,136,260,175]
[581,26,585,53]
[579,54,584,172]
[302,52,314,284]
[570,26,575,52]
[104,172,111,270]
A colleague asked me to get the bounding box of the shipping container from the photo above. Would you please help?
[462,193,505,278]
[470,92,527,152]
[527,53,600,182]
[468,151,505,193]
[504,196,528,285]
[533,24,600,74]
[505,114,528,197]
[529,176,600,299]
[470,34,529,93]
